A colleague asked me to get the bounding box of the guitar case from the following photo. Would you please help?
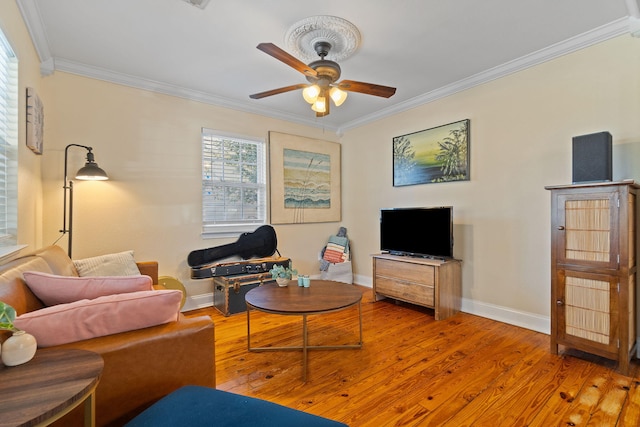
[187,225,278,269]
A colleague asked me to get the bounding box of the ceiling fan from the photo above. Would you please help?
[249,41,396,117]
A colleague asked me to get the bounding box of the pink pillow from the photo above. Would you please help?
[14,290,182,347]
[23,271,153,306]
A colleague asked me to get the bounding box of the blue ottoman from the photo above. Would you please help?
[125,386,348,427]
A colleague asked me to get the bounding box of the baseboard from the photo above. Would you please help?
[354,274,372,287]
[355,274,550,334]
[183,280,550,335]
[183,284,640,356]
[181,292,213,312]
[460,298,550,334]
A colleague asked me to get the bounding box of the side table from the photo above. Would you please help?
[0,348,104,427]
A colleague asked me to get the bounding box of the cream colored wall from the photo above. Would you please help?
[6,0,640,325]
[40,72,341,301]
[342,35,640,327]
[0,1,45,252]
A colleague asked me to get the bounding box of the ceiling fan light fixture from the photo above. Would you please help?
[311,96,327,113]
[329,87,348,106]
[302,85,320,104]
[250,32,396,118]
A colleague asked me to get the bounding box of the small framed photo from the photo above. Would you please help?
[393,119,469,186]
[26,87,44,155]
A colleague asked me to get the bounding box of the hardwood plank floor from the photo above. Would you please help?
[185,285,640,426]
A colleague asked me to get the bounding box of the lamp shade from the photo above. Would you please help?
[311,96,327,113]
[75,162,108,181]
[329,87,348,106]
[302,85,320,104]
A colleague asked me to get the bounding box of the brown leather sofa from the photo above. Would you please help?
[0,245,215,426]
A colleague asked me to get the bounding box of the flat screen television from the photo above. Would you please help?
[380,206,453,259]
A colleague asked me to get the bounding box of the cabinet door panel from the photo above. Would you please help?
[556,192,619,269]
[556,269,618,355]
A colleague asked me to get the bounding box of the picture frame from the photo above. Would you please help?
[269,131,341,224]
[393,119,470,186]
[26,87,44,155]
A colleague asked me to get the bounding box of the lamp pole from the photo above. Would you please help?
[60,144,108,258]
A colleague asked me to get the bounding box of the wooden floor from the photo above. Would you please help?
[185,285,640,426]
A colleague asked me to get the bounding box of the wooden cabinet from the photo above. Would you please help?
[546,181,638,374]
[372,254,461,320]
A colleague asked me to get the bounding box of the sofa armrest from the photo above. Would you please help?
[136,261,158,285]
[52,314,215,427]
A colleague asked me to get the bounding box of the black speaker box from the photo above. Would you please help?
[572,131,612,184]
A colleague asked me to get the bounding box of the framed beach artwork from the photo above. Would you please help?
[393,119,470,186]
[268,131,341,224]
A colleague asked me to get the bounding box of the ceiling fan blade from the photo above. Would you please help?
[336,80,397,98]
[249,84,308,99]
[256,43,318,78]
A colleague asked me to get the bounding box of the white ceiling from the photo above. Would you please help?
[16,0,638,133]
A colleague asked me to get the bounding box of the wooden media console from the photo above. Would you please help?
[372,253,462,320]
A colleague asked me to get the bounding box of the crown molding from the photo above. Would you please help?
[16,0,51,62]
[337,17,630,134]
[15,0,630,136]
[626,0,640,18]
[53,58,339,132]
[630,17,640,37]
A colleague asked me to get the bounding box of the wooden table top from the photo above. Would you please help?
[245,280,362,314]
[0,348,103,427]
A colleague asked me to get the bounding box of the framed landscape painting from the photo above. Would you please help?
[269,132,341,224]
[393,119,470,186]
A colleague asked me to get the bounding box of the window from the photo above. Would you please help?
[0,30,18,247]
[201,129,266,237]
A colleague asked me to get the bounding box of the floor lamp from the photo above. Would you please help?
[60,144,109,258]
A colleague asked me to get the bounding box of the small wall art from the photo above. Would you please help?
[26,87,44,154]
[393,119,470,186]
[269,131,341,224]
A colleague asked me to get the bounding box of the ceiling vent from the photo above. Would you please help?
[181,0,211,9]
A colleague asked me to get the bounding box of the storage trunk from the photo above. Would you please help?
[213,272,275,316]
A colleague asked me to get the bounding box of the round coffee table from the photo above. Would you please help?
[245,280,363,381]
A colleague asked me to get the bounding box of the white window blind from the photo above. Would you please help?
[201,129,266,236]
[0,30,18,246]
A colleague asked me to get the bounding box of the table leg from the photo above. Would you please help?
[84,391,96,427]
[303,314,308,382]
[245,299,362,382]
[358,300,363,345]
[247,306,252,351]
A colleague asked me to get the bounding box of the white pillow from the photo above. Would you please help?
[74,250,141,277]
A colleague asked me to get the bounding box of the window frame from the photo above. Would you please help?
[200,129,267,238]
[0,29,18,251]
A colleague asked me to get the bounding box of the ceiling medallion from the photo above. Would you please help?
[284,16,361,63]
[180,0,211,9]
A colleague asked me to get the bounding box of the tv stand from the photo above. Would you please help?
[372,254,462,320]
